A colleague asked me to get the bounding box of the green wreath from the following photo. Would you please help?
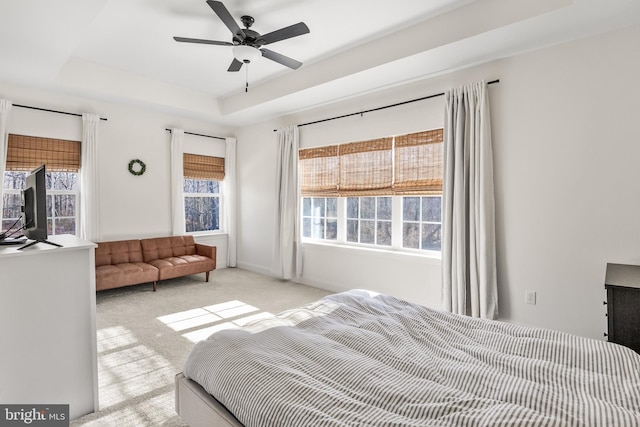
[128,159,146,176]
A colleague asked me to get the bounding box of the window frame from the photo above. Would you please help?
[401,195,442,252]
[299,128,444,257]
[301,195,442,256]
[2,170,79,236]
[183,177,223,235]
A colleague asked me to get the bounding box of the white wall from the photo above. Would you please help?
[490,24,640,339]
[236,23,640,340]
[3,23,639,340]
[0,83,232,266]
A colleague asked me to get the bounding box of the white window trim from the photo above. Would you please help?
[301,196,442,258]
[183,179,223,234]
[2,172,79,236]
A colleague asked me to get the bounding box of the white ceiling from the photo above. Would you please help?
[1,0,639,127]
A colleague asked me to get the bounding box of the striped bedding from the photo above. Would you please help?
[183,289,640,427]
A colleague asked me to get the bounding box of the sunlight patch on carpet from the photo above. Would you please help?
[96,328,175,409]
[157,300,274,343]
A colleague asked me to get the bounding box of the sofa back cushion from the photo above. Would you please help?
[95,240,144,267]
[141,236,196,262]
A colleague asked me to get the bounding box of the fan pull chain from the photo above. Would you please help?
[245,64,249,93]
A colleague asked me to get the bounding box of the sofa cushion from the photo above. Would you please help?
[141,236,197,262]
[95,239,144,267]
[95,262,158,291]
[148,254,216,281]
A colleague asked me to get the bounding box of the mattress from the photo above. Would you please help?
[182,289,640,426]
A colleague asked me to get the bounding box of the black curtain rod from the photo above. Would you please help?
[14,104,107,121]
[165,128,226,141]
[275,79,499,131]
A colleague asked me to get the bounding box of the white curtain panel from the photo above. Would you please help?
[223,137,237,267]
[170,129,185,236]
[0,99,12,222]
[80,113,101,241]
[271,125,301,280]
[442,81,498,320]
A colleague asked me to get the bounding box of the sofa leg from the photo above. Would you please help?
[153,281,157,292]
[206,271,210,282]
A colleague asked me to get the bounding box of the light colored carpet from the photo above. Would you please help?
[70,268,331,427]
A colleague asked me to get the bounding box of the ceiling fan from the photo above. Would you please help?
[174,0,310,73]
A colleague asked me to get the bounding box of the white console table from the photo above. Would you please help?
[0,235,98,420]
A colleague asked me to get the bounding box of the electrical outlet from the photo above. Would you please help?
[525,290,536,305]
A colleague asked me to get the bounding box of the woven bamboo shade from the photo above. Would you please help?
[6,134,80,172]
[300,129,444,197]
[338,137,393,196]
[299,145,339,196]
[183,153,225,180]
[394,129,443,195]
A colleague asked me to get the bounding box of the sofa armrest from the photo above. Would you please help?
[195,243,217,264]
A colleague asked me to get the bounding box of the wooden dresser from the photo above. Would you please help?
[605,263,640,354]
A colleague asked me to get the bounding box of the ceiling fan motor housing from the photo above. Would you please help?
[233,28,264,47]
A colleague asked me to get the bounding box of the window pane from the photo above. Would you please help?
[377,221,392,246]
[377,197,392,220]
[54,194,76,217]
[48,172,77,191]
[360,197,375,219]
[313,218,323,238]
[2,219,19,233]
[423,196,441,222]
[312,218,324,239]
[326,219,337,240]
[422,224,442,251]
[55,218,75,235]
[303,198,311,216]
[47,219,53,236]
[184,196,220,232]
[403,223,420,249]
[326,198,337,218]
[303,218,311,238]
[312,198,325,217]
[347,219,358,242]
[360,220,375,244]
[184,179,219,193]
[46,195,53,217]
[347,198,358,219]
[2,193,21,220]
[3,172,26,190]
[403,197,420,221]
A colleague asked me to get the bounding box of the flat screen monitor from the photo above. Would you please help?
[22,164,48,241]
[19,165,61,250]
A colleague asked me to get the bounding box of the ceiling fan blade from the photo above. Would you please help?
[206,0,245,40]
[259,22,309,45]
[260,48,303,70]
[173,36,233,46]
[227,58,243,72]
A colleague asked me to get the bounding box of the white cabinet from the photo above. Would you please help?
[0,235,98,420]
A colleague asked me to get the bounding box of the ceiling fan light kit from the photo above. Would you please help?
[232,45,260,64]
[174,0,310,92]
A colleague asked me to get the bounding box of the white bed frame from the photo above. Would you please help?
[175,373,244,427]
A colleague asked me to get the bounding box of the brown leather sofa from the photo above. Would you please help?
[95,236,216,292]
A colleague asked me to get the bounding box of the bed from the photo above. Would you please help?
[175,289,640,427]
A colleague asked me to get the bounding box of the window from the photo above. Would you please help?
[347,196,392,246]
[302,197,337,240]
[183,153,224,233]
[299,129,443,252]
[183,178,220,232]
[402,196,442,250]
[1,134,79,236]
